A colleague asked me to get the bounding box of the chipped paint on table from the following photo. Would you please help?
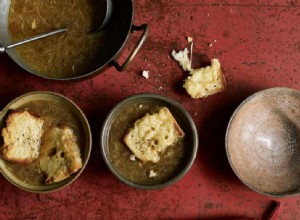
[0,1,300,219]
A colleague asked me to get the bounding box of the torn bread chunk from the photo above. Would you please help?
[39,125,82,184]
[171,44,226,99]
[1,110,44,163]
[183,58,226,98]
[171,48,192,71]
[124,107,185,163]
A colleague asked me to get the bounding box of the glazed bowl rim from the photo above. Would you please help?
[225,87,300,197]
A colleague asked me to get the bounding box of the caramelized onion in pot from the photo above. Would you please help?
[8,0,108,78]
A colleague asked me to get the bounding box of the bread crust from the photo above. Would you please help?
[1,110,44,163]
[183,58,226,98]
[172,47,226,99]
[38,124,82,184]
[123,107,185,163]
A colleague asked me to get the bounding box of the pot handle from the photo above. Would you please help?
[110,24,149,71]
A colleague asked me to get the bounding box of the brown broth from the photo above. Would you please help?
[4,99,85,185]
[8,0,108,78]
[108,102,188,185]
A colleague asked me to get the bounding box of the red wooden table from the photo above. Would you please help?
[0,1,299,219]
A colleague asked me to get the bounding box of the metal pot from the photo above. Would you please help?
[0,0,148,80]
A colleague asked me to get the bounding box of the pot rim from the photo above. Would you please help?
[1,0,135,81]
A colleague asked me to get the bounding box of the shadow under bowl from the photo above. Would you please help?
[100,93,198,190]
[226,87,300,197]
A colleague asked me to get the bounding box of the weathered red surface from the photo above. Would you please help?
[0,0,300,219]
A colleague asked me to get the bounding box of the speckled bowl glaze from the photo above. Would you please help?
[0,91,92,193]
[100,93,198,190]
[226,87,300,197]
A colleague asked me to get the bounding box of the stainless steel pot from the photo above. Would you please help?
[0,0,148,80]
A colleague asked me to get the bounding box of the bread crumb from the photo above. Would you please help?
[142,70,149,79]
[129,155,136,161]
[31,19,37,29]
[149,170,157,178]
[139,104,143,109]
[171,48,191,71]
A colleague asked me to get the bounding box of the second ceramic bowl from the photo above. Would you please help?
[100,93,198,190]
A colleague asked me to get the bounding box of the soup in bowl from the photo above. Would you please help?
[0,91,92,193]
[100,93,198,189]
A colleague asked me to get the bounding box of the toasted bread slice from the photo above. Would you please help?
[1,110,44,163]
[39,125,82,184]
[124,107,185,163]
[183,58,226,98]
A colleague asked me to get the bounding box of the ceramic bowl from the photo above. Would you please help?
[226,87,300,197]
[0,91,92,193]
[100,93,198,190]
